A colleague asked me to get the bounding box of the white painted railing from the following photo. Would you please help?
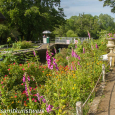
[55,37,93,44]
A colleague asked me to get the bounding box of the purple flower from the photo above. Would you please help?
[88,31,90,38]
[41,96,43,98]
[36,93,40,101]
[74,53,78,58]
[75,45,77,48]
[75,67,77,70]
[33,51,36,56]
[46,104,53,113]
[71,49,74,57]
[96,44,98,49]
[78,61,80,65]
[23,75,25,82]
[50,65,53,70]
[54,48,56,54]
[78,56,80,60]
[28,76,30,81]
[83,48,85,53]
[53,58,59,71]
[25,83,28,96]
[42,98,46,103]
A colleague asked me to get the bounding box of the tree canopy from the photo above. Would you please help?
[99,0,115,13]
[0,0,65,43]
[53,13,115,39]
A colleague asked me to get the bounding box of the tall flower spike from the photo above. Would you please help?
[96,44,98,49]
[88,31,90,39]
[71,49,74,57]
[46,104,53,113]
[54,48,56,54]
[23,75,25,82]
[83,48,85,53]
[33,50,36,56]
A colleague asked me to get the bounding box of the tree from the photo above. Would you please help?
[98,14,115,31]
[0,24,9,44]
[99,0,115,13]
[66,30,78,37]
[0,0,65,42]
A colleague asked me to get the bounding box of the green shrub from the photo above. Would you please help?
[12,41,33,49]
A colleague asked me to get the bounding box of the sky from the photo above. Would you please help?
[60,0,115,19]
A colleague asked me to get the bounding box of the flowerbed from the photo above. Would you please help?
[0,38,109,114]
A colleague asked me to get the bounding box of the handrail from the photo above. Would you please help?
[82,62,110,108]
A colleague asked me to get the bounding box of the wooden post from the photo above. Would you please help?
[76,101,83,115]
[102,64,105,82]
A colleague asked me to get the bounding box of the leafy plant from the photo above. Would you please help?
[12,41,33,49]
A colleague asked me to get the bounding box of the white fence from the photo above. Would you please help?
[55,37,93,44]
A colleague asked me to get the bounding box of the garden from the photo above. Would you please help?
[0,37,109,115]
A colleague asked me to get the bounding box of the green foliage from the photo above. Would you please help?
[12,41,33,49]
[7,37,11,43]
[66,30,78,37]
[0,24,10,44]
[99,0,115,13]
[0,36,109,114]
[0,0,65,42]
[53,13,115,39]
[97,29,108,39]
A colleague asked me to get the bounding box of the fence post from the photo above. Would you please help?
[76,101,83,115]
[102,64,105,82]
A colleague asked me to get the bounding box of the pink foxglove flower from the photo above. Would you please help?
[83,48,85,53]
[54,48,56,54]
[88,31,90,39]
[78,56,80,60]
[78,61,80,65]
[23,75,25,82]
[71,49,74,57]
[28,76,30,81]
[36,93,40,101]
[75,67,77,70]
[42,98,46,103]
[46,104,53,113]
[33,51,36,56]
[96,44,98,49]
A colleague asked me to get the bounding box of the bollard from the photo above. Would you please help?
[76,101,83,115]
[102,64,105,82]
